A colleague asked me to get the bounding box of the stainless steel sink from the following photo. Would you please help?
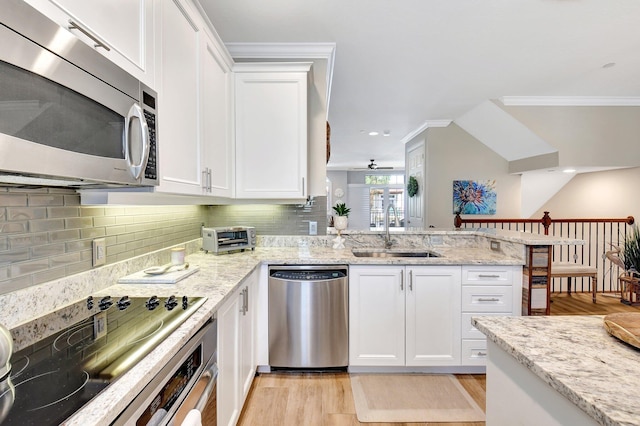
[351,249,441,258]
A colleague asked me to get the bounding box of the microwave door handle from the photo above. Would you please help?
[194,362,218,412]
[124,103,150,180]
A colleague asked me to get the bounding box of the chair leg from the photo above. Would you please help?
[567,277,572,296]
[592,277,597,303]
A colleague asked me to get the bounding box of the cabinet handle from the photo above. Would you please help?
[400,270,404,291]
[68,20,111,51]
[207,168,212,192]
[244,286,249,313]
[409,270,413,291]
[202,169,208,190]
[476,351,487,357]
[302,177,305,197]
[478,274,500,278]
[477,297,500,302]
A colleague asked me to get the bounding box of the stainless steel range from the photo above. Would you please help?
[0,295,206,425]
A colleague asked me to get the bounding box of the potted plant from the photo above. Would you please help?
[332,202,350,232]
[622,225,640,275]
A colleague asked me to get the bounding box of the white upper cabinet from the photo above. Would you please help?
[23,0,155,87]
[154,0,203,195]
[154,0,233,197]
[201,26,234,198]
[234,63,311,199]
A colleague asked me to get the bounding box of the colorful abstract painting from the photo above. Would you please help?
[452,180,497,215]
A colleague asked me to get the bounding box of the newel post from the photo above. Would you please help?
[542,211,552,235]
[454,213,462,228]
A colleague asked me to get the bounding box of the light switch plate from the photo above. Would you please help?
[92,238,106,267]
[309,221,318,235]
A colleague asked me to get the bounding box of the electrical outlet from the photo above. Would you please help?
[92,238,106,267]
[490,240,501,251]
[309,221,318,235]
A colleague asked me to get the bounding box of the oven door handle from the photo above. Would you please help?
[194,362,218,412]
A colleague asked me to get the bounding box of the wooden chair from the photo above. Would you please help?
[550,262,598,303]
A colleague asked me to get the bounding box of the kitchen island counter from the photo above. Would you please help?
[473,315,640,426]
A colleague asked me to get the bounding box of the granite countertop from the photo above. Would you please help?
[473,315,640,426]
[28,229,580,425]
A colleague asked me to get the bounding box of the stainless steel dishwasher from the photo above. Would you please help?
[268,265,349,369]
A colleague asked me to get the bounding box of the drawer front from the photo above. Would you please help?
[462,339,488,366]
[462,266,512,285]
[462,286,513,312]
[461,312,511,339]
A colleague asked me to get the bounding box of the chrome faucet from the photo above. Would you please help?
[384,203,399,249]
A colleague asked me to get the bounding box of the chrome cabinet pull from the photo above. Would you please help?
[400,270,404,291]
[207,167,212,192]
[68,20,111,51]
[478,274,500,278]
[477,351,487,357]
[244,286,249,313]
[477,297,500,302]
[409,270,413,291]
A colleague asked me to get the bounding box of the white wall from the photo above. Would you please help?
[423,124,522,227]
[532,167,640,220]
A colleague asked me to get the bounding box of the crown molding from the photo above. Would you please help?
[226,43,336,116]
[499,96,640,106]
[401,119,452,144]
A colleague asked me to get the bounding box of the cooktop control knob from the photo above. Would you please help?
[146,295,160,311]
[165,295,178,311]
[182,295,189,310]
[117,296,131,311]
[98,296,113,311]
[86,296,94,310]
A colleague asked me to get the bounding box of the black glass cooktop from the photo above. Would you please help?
[0,295,205,426]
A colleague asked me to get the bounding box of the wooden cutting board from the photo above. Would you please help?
[603,313,640,349]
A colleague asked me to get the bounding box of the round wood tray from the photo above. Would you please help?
[603,312,640,349]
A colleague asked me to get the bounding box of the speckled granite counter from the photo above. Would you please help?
[0,229,583,426]
[473,315,640,426]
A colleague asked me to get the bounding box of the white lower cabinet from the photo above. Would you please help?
[218,269,257,426]
[349,265,462,367]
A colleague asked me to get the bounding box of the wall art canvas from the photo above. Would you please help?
[452,179,497,215]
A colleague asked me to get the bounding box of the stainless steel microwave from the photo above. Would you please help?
[0,0,158,187]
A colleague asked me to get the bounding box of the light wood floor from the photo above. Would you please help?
[238,372,485,426]
[238,292,639,426]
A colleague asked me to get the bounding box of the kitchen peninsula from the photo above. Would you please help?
[1,228,581,426]
[473,315,640,426]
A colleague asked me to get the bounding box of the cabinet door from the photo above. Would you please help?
[23,0,154,86]
[406,266,461,366]
[217,288,242,426]
[201,28,234,197]
[349,266,405,366]
[155,0,206,195]
[234,65,310,199]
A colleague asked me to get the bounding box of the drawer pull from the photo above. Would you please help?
[476,351,487,357]
[477,274,501,278]
[477,297,500,302]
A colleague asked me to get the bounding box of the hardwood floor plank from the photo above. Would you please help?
[238,386,289,426]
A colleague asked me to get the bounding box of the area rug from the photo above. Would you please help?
[350,374,485,423]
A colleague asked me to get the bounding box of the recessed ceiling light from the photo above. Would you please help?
[383,130,391,136]
[368,131,379,136]
[563,168,576,173]
[602,62,616,69]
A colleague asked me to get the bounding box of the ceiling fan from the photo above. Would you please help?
[365,159,393,170]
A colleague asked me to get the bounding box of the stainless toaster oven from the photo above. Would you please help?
[202,226,256,254]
